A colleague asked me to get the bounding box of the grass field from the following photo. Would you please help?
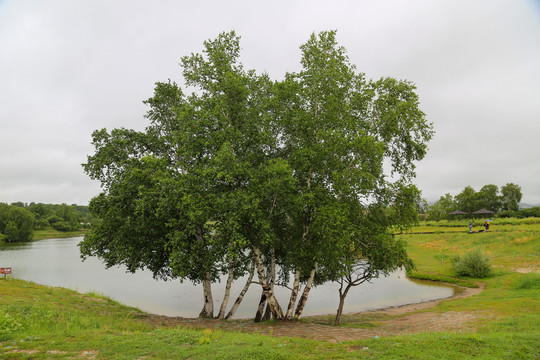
[0,219,538,359]
[32,229,87,240]
[0,229,86,244]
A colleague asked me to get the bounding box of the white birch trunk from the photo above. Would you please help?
[252,245,284,320]
[225,260,255,319]
[199,271,214,318]
[254,292,267,323]
[285,270,301,319]
[216,266,234,319]
[293,262,318,319]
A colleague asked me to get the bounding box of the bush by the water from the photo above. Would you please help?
[452,248,493,278]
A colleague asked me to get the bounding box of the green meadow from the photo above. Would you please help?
[0,219,538,359]
[32,229,87,240]
[0,230,86,243]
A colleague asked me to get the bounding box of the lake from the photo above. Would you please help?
[0,237,456,318]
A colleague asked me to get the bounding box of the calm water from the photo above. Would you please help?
[0,237,456,318]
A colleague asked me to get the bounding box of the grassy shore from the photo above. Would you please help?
[0,220,538,359]
[32,229,87,240]
[0,229,86,244]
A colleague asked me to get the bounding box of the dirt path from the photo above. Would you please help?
[144,282,485,342]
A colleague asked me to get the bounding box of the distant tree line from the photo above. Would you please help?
[0,202,94,242]
[425,183,537,221]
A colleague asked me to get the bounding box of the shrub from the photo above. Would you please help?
[52,220,72,231]
[0,310,22,341]
[452,248,493,278]
[497,210,516,218]
[517,207,540,218]
[35,218,50,229]
[518,217,540,225]
[514,273,540,289]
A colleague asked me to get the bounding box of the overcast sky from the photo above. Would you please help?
[1,0,539,206]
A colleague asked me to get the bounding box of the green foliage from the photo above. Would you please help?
[81,30,433,320]
[426,193,456,221]
[0,203,9,231]
[51,220,72,231]
[427,183,526,220]
[476,184,502,213]
[27,202,94,230]
[501,183,522,212]
[0,202,93,241]
[420,217,540,228]
[498,210,517,218]
[517,207,540,218]
[0,309,22,341]
[514,273,540,289]
[0,205,34,242]
[35,218,50,229]
[452,248,493,278]
[38,204,85,231]
[454,185,477,215]
[499,212,540,221]
[4,221,18,241]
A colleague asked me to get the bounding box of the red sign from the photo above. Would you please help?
[0,267,12,278]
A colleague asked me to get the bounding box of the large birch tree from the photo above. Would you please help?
[80,30,433,321]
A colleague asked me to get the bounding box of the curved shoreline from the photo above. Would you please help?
[144,281,485,341]
[350,280,484,318]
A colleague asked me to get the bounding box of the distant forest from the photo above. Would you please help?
[424,183,540,221]
[0,202,95,242]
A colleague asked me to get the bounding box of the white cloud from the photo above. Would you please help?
[1,0,539,205]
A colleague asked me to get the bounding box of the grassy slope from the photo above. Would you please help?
[0,221,538,359]
[399,222,539,359]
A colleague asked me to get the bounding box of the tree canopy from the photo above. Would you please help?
[80,30,433,320]
[501,183,522,212]
[0,202,93,243]
[426,182,524,220]
[0,204,34,242]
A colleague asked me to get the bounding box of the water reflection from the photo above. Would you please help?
[0,237,456,318]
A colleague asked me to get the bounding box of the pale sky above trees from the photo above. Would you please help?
[1,0,539,205]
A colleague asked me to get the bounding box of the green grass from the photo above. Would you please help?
[0,219,539,359]
[0,229,87,246]
[32,229,87,240]
[1,277,537,359]
[406,271,479,288]
[514,273,540,289]
[1,280,378,359]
